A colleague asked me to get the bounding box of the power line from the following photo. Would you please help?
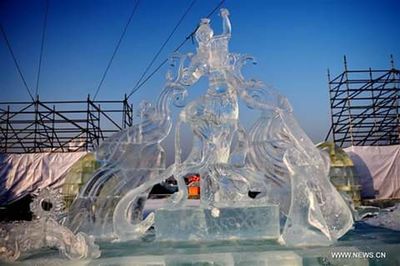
[131,0,197,94]
[35,0,49,97]
[126,0,226,99]
[0,23,34,101]
[93,0,141,100]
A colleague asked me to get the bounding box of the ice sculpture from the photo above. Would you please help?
[66,8,353,247]
[0,188,100,262]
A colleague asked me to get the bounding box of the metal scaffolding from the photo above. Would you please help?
[0,96,133,153]
[326,56,400,147]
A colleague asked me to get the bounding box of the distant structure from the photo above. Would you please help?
[326,56,399,147]
[0,96,133,153]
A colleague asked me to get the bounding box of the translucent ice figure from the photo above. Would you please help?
[65,54,192,239]
[0,188,100,262]
[238,86,353,245]
[66,8,353,246]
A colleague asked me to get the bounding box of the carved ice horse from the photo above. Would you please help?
[66,55,190,237]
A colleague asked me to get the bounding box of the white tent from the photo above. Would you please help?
[344,145,400,199]
[0,152,86,205]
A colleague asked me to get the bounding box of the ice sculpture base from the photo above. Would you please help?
[83,251,302,266]
[4,222,400,265]
[155,205,280,242]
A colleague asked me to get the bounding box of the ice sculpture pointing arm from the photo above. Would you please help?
[220,8,231,38]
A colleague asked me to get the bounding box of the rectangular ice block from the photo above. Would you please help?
[155,205,280,241]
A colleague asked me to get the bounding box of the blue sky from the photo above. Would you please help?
[1,0,399,143]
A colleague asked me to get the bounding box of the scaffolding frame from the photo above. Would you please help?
[0,96,133,153]
[326,57,400,147]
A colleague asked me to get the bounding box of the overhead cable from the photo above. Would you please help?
[93,0,141,100]
[0,23,34,101]
[131,0,197,94]
[126,0,226,99]
[35,0,49,97]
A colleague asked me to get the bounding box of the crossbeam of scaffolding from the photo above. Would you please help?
[0,96,133,153]
[326,58,400,147]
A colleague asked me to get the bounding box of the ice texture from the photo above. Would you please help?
[155,205,280,241]
[0,188,100,262]
[64,7,353,248]
[83,251,301,266]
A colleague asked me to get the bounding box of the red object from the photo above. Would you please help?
[187,175,200,184]
[187,174,200,199]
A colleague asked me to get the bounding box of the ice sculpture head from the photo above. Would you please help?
[196,18,213,44]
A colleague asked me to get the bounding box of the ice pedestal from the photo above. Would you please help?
[154,205,280,241]
[69,251,302,266]
[233,251,302,266]
[165,251,302,266]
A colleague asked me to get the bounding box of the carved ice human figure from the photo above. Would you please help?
[172,9,246,207]
[193,9,236,162]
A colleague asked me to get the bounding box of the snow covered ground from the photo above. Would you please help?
[363,203,400,231]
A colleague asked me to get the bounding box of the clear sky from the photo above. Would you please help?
[1,0,399,143]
